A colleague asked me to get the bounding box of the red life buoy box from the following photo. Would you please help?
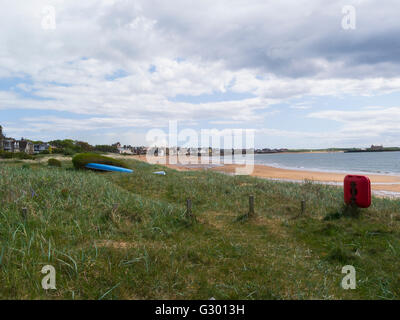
[344,175,371,208]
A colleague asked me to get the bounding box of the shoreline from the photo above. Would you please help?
[128,155,400,196]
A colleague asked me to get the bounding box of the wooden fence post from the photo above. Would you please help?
[21,207,28,220]
[186,198,193,218]
[301,200,306,215]
[248,195,255,217]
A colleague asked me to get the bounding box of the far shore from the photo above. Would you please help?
[129,155,400,195]
[279,150,344,154]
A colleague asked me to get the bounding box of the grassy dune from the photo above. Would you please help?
[0,158,399,299]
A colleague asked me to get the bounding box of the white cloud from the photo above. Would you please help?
[1,1,400,146]
[306,107,400,145]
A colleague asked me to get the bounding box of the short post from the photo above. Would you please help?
[186,198,192,218]
[248,195,255,217]
[350,182,357,207]
[346,182,359,217]
[21,207,28,220]
[110,203,119,222]
[112,203,119,212]
[301,200,306,215]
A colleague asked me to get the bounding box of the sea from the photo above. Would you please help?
[253,151,400,176]
[178,151,400,176]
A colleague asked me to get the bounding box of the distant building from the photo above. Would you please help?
[112,142,133,154]
[34,143,51,154]
[370,145,383,151]
[112,142,122,149]
[18,139,34,154]
[113,143,148,155]
[132,146,147,155]
[0,128,35,154]
[119,146,133,154]
[3,138,17,152]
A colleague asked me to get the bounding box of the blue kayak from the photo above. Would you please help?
[85,163,133,173]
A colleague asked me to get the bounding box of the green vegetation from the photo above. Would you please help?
[285,148,349,153]
[50,139,93,156]
[48,158,62,167]
[0,158,399,299]
[345,147,400,153]
[0,151,35,160]
[94,144,119,153]
[48,139,119,156]
[72,153,128,170]
[286,147,400,153]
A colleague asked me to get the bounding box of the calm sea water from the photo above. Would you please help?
[253,152,400,175]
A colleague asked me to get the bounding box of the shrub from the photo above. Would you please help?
[0,151,13,159]
[72,153,129,170]
[0,152,34,160]
[63,148,76,156]
[94,144,119,153]
[15,152,35,160]
[51,148,64,154]
[48,158,62,167]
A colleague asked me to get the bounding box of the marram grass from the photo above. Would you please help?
[0,159,399,299]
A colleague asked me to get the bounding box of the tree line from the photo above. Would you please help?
[45,139,119,155]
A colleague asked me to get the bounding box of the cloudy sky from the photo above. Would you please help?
[1,0,400,148]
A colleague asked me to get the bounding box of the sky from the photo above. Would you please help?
[1,0,400,149]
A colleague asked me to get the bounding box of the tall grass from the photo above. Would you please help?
[0,159,399,299]
[0,165,186,299]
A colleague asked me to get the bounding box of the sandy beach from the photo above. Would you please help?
[129,155,400,195]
